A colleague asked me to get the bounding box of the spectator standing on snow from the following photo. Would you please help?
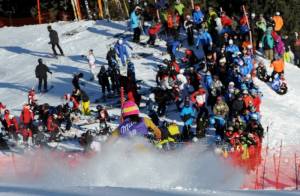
[47,25,64,56]
[86,49,97,81]
[130,6,142,43]
[35,58,52,93]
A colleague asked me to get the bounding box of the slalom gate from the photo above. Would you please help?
[221,141,300,190]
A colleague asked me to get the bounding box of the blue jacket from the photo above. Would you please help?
[193,10,204,24]
[180,105,196,126]
[130,11,140,29]
[271,76,282,91]
[167,40,180,55]
[114,43,129,65]
[204,74,213,89]
[226,44,240,54]
[196,31,212,47]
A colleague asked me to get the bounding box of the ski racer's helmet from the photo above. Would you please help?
[122,101,139,117]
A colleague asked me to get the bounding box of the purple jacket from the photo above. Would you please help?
[118,118,148,137]
[274,37,285,56]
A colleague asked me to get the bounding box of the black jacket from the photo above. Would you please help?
[49,29,59,44]
[35,63,51,79]
[80,90,89,102]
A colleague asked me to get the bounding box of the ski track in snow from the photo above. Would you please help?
[0,21,300,194]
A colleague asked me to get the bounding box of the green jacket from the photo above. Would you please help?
[174,3,185,16]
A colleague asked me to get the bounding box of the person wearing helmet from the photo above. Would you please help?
[111,101,161,140]
[35,58,52,93]
[114,38,132,66]
[20,104,34,129]
[47,113,59,141]
[226,39,240,54]
[8,115,19,141]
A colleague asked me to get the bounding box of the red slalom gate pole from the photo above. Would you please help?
[242,5,253,54]
[276,140,283,189]
[273,153,278,189]
[295,153,298,190]
[262,145,269,189]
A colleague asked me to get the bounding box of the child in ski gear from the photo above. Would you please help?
[79,89,90,115]
[114,39,132,66]
[97,65,111,99]
[47,25,64,56]
[86,49,97,81]
[112,101,161,140]
[72,73,84,90]
[47,114,59,141]
[35,58,52,93]
[28,88,37,106]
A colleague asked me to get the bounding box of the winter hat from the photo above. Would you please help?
[78,72,84,78]
[135,6,142,11]
[118,39,123,45]
[229,39,233,45]
[275,12,280,16]
[122,101,139,117]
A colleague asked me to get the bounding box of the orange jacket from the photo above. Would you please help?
[270,58,284,73]
[167,14,180,28]
[272,16,283,31]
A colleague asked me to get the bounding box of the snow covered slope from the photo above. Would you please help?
[0,21,300,194]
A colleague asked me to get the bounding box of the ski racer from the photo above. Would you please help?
[111,101,161,140]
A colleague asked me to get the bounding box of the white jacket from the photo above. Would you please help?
[87,54,96,68]
[176,73,187,90]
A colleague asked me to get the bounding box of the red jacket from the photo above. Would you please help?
[243,95,254,109]
[20,107,34,124]
[148,23,162,35]
[9,117,19,132]
[252,96,261,112]
[221,15,233,27]
[47,116,58,132]
[190,88,206,107]
[4,113,11,127]
[170,61,180,73]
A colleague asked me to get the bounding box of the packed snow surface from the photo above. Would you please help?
[0,20,300,195]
